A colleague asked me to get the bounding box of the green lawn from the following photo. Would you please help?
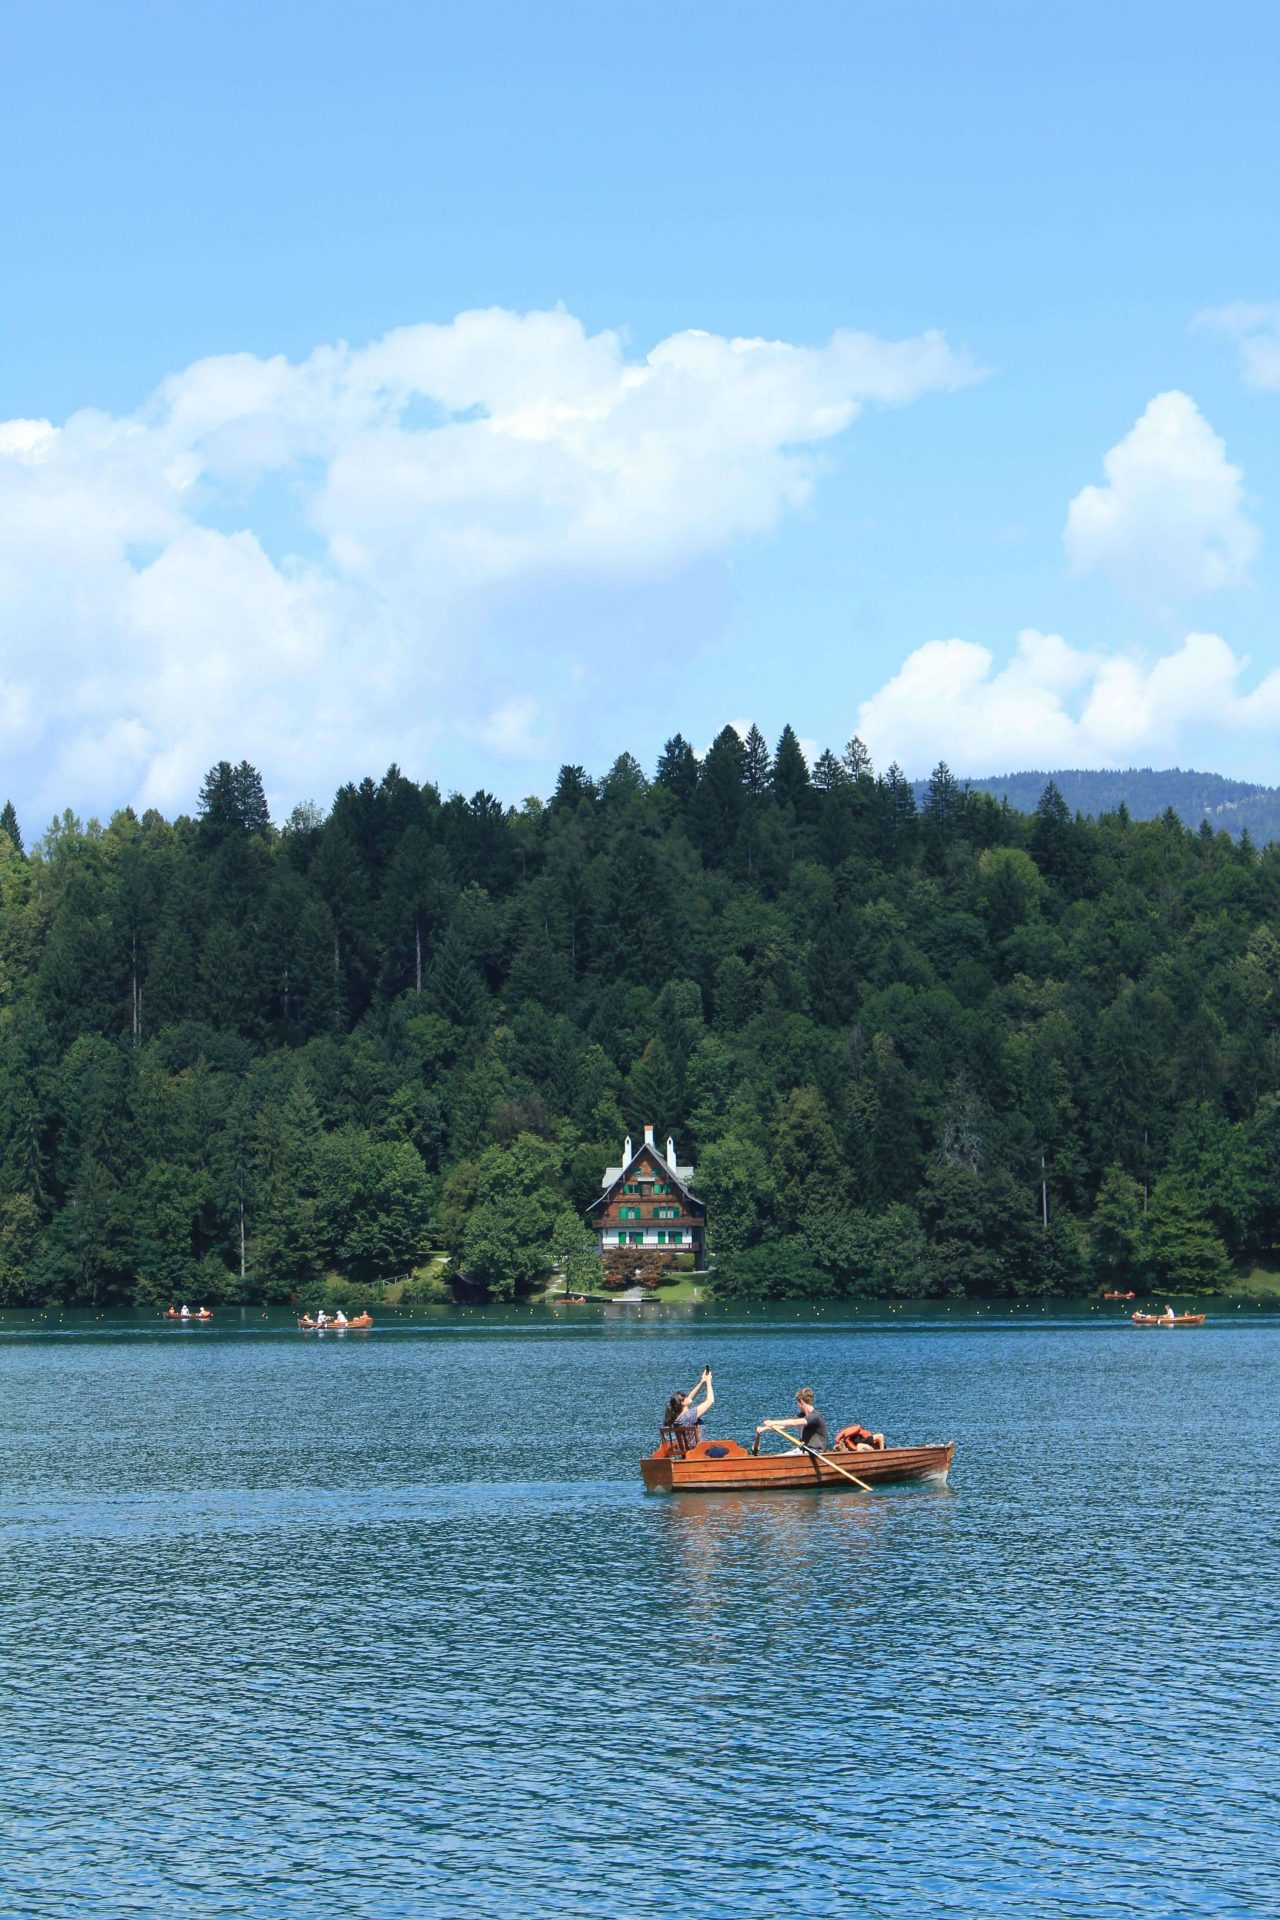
[650,1273,712,1304]
[1226,1262,1280,1304]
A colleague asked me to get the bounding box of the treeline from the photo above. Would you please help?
[0,729,1278,1307]
[951,767,1280,845]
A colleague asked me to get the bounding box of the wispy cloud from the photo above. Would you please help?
[1193,302,1280,390]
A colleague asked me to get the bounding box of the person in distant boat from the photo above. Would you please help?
[180,1304,191,1319]
[1162,1303,1177,1322]
[664,1368,714,1447]
[333,1310,348,1326]
[756,1387,830,1457]
[315,1308,329,1326]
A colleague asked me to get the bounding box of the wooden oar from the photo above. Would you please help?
[757,1420,874,1492]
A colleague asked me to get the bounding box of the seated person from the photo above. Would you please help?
[663,1368,714,1449]
[333,1310,348,1326]
[755,1387,830,1456]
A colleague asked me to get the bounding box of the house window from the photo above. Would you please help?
[671,1229,683,1243]
[630,1231,644,1246]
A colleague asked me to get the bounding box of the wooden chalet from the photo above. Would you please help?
[587,1125,706,1275]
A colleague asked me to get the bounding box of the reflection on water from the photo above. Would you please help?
[1,1304,1277,1919]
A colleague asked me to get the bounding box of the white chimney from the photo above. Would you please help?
[667,1135,676,1167]
[623,1134,632,1165]
[644,1123,655,1148]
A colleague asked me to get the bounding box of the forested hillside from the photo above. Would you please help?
[1,729,1277,1308]
[939,768,1280,844]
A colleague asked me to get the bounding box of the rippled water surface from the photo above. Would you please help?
[2,1301,1278,1918]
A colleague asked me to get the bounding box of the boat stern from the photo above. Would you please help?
[641,1455,674,1493]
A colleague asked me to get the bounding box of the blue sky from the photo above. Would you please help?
[3,1,1279,826]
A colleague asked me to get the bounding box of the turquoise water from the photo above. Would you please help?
[2,1301,1277,1919]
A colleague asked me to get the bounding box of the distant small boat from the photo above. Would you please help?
[641,1436,953,1493]
[1103,1290,1136,1301]
[1131,1312,1206,1328]
[297,1313,373,1331]
[163,1309,212,1321]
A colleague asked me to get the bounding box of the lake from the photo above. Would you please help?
[2,1300,1277,1919]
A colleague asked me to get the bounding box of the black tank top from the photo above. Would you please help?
[801,1410,830,1452]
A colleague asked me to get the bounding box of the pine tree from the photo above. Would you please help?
[551,765,596,812]
[692,726,747,862]
[742,725,772,795]
[0,800,23,856]
[771,725,810,810]
[626,1039,679,1125]
[199,760,271,843]
[654,734,699,805]
[428,927,486,1030]
[842,737,873,781]
[811,749,849,792]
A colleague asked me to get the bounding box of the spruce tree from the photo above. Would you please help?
[0,800,23,855]
[654,734,699,806]
[742,724,772,795]
[771,725,810,810]
[692,726,747,862]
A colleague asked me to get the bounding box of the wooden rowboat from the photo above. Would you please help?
[297,1314,374,1330]
[1102,1290,1135,1301]
[1131,1312,1206,1327]
[641,1436,954,1494]
[163,1309,212,1321]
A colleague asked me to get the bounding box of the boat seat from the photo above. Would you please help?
[659,1424,699,1457]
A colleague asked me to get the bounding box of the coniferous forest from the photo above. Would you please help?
[2,726,1279,1308]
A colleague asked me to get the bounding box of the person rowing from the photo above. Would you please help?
[755,1386,829,1458]
[1161,1302,1177,1322]
[333,1310,348,1326]
[663,1367,714,1448]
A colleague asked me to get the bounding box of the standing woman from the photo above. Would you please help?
[754,1387,829,1457]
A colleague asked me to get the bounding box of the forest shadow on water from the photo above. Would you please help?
[2,1304,1277,1919]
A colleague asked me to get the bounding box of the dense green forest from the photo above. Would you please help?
[1,728,1278,1308]
[949,766,1280,844]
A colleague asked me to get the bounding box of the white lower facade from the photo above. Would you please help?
[601,1228,689,1248]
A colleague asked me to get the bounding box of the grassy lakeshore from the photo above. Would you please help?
[1224,1263,1280,1304]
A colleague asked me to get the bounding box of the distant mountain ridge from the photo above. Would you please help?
[910,768,1280,845]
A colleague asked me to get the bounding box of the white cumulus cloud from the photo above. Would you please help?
[0,306,979,826]
[1193,302,1280,390]
[856,627,1280,776]
[1064,391,1258,604]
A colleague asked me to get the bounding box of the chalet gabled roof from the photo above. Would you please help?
[587,1138,700,1216]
